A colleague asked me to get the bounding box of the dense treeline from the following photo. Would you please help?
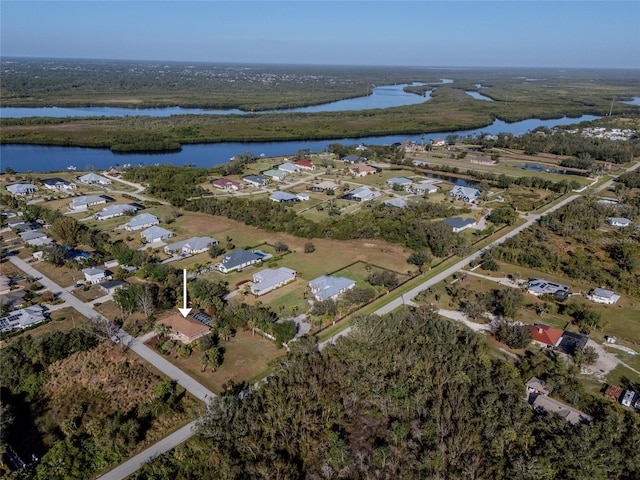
[474,128,640,164]
[123,165,210,206]
[130,308,640,479]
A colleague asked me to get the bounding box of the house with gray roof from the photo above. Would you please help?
[449,185,481,202]
[69,195,107,210]
[527,278,570,299]
[586,288,620,305]
[215,249,262,273]
[384,198,408,209]
[250,267,297,296]
[308,275,356,301]
[270,191,299,203]
[141,226,173,243]
[278,162,300,174]
[341,154,366,163]
[95,204,136,220]
[19,230,47,242]
[243,174,268,187]
[41,177,76,191]
[0,290,27,311]
[443,217,478,233]
[164,236,218,256]
[6,183,37,196]
[0,305,48,334]
[83,267,111,284]
[411,182,439,195]
[345,186,381,202]
[311,180,338,192]
[100,279,127,295]
[124,213,159,231]
[387,177,413,189]
[263,169,288,182]
[77,173,112,185]
[608,217,632,227]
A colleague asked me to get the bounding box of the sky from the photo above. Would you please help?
[1,1,639,69]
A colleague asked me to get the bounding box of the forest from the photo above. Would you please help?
[129,308,640,480]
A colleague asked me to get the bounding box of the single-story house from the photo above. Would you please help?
[157,313,211,344]
[411,182,439,195]
[349,164,377,177]
[0,305,48,334]
[311,180,338,192]
[6,183,37,196]
[41,177,77,190]
[278,162,300,174]
[82,267,111,284]
[263,169,288,182]
[308,275,356,301]
[269,191,299,203]
[527,279,570,299]
[387,177,413,189]
[431,138,446,147]
[104,259,120,269]
[345,186,381,202]
[557,331,588,355]
[531,394,592,425]
[212,178,243,191]
[0,276,11,295]
[164,236,218,256]
[0,290,27,310]
[605,385,624,402]
[95,204,136,221]
[294,159,316,171]
[77,173,112,185]
[341,154,366,163]
[608,217,632,227]
[526,377,551,396]
[100,279,127,295]
[141,226,174,243]
[586,287,620,305]
[19,230,47,242]
[28,236,53,247]
[443,217,478,233]
[69,195,107,211]
[124,213,159,231]
[529,323,564,348]
[296,193,310,201]
[243,174,268,187]
[383,198,408,209]
[216,249,262,273]
[7,220,33,231]
[250,267,297,296]
[449,186,481,202]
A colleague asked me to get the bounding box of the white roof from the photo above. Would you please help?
[70,195,106,208]
[141,226,173,239]
[125,213,159,229]
[95,204,136,218]
[7,183,37,194]
[78,173,111,184]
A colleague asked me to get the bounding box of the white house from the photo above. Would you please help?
[386,177,413,190]
[124,213,160,231]
[384,198,408,209]
[164,236,218,256]
[250,267,297,296]
[586,288,621,305]
[411,182,439,195]
[443,217,478,233]
[82,267,111,284]
[296,193,310,201]
[263,169,288,182]
[141,226,174,243]
[41,177,77,191]
[77,173,112,185]
[0,305,48,334]
[278,162,300,174]
[6,183,37,196]
[450,186,481,202]
[69,195,107,210]
[212,178,243,191]
[308,275,356,301]
[608,217,632,227]
[346,186,380,202]
[294,159,316,171]
[243,175,268,187]
[94,204,136,220]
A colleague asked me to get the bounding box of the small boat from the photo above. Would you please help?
[67,165,77,171]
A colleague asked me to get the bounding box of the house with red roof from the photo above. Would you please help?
[529,323,564,348]
[212,178,242,191]
[294,159,316,171]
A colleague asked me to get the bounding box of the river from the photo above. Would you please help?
[1,115,599,173]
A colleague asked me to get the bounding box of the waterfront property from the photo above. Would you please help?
[77,173,112,185]
[123,213,160,231]
[308,275,356,301]
[6,183,37,196]
[586,287,620,305]
[69,195,107,210]
[411,182,438,194]
[250,267,297,296]
[449,186,481,202]
[41,177,77,190]
[215,249,262,273]
[386,177,413,189]
[164,236,218,256]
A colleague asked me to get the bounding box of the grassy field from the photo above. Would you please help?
[146,329,284,394]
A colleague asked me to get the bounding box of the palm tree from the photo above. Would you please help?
[201,348,222,372]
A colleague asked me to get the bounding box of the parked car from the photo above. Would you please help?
[621,389,636,407]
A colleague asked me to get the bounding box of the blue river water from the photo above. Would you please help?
[1,115,599,173]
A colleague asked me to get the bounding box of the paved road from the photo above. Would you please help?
[96,421,198,480]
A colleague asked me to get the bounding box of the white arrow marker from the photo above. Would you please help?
[178,269,192,318]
